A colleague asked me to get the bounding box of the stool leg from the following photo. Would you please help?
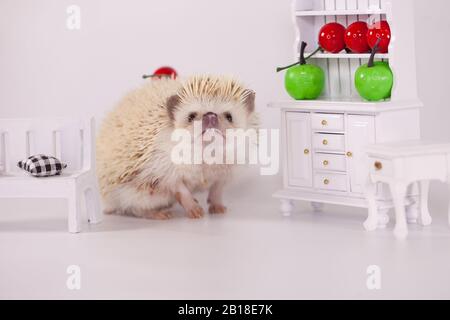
[406,182,420,224]
[406,203,419,224]
[418,180,432,226]
[280,199,294,217]
[390,182,408,239]
[377,208,390,229]
[364,178,378,232]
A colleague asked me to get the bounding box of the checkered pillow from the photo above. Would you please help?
[17,154,67,177]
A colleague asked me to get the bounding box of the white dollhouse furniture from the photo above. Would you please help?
[0,117,102,233]
[364,141,450,239]
[270,0,422,224]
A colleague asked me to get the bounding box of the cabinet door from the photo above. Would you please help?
[285,112,312,188]
[347,115,375,194]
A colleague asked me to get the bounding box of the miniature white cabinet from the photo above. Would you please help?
[271,0,422,218]
[273,100,422,215]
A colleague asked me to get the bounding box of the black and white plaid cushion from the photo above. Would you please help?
[17,154,67,177]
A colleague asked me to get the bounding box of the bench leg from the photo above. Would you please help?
[419,180,432,226]
[68,189,82,233]
[390,182,408,239]
[364,178,378,232]
[85,186,103,224]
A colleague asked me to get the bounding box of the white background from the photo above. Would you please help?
[2,0,450,300]
[1,0,449,206]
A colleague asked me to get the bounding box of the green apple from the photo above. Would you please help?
[355,39,393,101]
[277,42,325,100]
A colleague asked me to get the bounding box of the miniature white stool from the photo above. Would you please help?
[364,141,450,239]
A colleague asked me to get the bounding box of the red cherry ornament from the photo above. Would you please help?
[345,21,370,53]
[319,22,346,53]
[153,66,177,78]
[143,66,177,79]
[367,20,391,53]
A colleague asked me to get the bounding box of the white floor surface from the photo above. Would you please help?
[1,172,450,300]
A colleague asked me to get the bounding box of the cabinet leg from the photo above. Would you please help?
[280,199,294,217]
[419,180,432,226]
[364,178,378,232]
[377,208,390,229]
[311,202,324,212]
[390,182,409,239]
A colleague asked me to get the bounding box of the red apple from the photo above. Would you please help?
[345,21,370,53]
[319,22,346,53]
[367,20,391,54]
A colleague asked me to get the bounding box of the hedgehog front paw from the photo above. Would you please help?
[187,205,205,219]
[209,204,227,214]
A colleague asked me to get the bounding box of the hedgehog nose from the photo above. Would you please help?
[203,112,219,129]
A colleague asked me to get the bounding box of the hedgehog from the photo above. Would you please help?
[96,75,258,220]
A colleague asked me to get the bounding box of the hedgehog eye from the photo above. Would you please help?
[187,112,197,123]
[224,112,233,123]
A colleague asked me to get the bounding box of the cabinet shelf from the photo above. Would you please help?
[273,0,422,213]
[304,52,390,59]
[295,9,387,17]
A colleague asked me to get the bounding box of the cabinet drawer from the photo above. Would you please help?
[313,133,346,152]
[312,113,344,131]
[314,153,346,172]
[314,172,348,192]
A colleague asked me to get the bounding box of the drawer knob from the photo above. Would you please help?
[347,152,353,158]
[304,149,310,155]
[322,139,328,146]
[323,179,330,185]
[321,120,328,126]
[323,160,329,166]
[374,161,383,171]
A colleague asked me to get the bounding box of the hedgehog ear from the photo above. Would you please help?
[167,95,181,120]
[243,90,255,113]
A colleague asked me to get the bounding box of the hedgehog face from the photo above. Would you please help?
[167,92,256,138]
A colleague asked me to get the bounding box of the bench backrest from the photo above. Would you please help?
[0,117,95,174]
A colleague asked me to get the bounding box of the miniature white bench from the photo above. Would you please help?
[364,141,450,239]
[0,117,102,233]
